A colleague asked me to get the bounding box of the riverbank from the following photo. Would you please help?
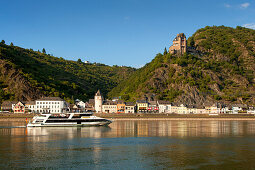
[1,113,255,121]
[97,113,255,121]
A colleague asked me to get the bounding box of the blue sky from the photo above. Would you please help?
[0,0,254,68]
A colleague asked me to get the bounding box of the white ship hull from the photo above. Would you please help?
[27,113,112,127]
[27,121,111,127]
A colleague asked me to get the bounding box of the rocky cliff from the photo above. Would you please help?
[108,26,255,106]
[0,59,42,101]
[0,43,135,103]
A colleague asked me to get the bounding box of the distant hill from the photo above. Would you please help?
[0,42,135,103]
[108,26,255,106]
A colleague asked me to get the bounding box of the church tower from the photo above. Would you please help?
[94,90,103,113]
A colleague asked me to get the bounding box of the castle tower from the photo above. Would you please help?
[169,33,187,55]
[94,90,103,113]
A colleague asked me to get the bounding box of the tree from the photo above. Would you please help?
[1,40,5,44]
[42,48,46,54]
[190,37,195,47]
[10,42,14,46]
[77,58,82,63]
[163,47,168,55]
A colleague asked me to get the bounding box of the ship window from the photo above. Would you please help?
[46,119,108,123]
[35,120,44,123]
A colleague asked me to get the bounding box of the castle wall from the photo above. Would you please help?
[169,33,187,55]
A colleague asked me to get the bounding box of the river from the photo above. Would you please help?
[1,120,255,169]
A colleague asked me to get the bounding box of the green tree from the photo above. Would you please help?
[10,42,14,46]
[1,40,5,44]
[190,37,195,47]
[163,47,168,55]
[42,48,46,54]
[77,58,82,63]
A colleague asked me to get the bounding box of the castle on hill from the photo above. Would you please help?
[169,33,187,55]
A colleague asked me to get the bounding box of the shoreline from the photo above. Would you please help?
[1,113,255,121]
[110,118,255,121]
[1,118,255,122]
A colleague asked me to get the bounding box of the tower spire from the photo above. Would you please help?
[95,89,101,96]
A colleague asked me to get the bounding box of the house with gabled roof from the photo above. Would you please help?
[125,102,135,113]
[157,100,171,113]
[76,100,86,111]
[148,101,159,113]
[13,101,26,114]
[177,104,188,114]
[1,101,17,112]
[117,100,125,113]
[136,100,148,113]
[102,100,117,113]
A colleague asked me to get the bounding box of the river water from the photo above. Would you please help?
[1,120,255,169]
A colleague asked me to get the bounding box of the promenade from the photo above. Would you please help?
[1,113,255,121]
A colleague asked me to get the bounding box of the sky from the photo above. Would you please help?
[0,0,254,68]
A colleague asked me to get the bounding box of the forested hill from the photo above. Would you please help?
[108,26,255,106]
[0,42,135,103]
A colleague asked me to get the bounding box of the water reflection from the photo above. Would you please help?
[109,120,255,138]
[1,120,255,139]
[1,120,255,169]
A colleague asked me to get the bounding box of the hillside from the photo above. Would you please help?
[108,26,255,106]
[0,42,135,103]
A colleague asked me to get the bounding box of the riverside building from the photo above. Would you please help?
[125,102,135,113]
[35,97,68,113]
[94,90,103,113]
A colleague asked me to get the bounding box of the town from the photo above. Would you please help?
[1,90,254,115]
[1,33,254,116]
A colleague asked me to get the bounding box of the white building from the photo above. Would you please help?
[125,102,135,113]
[247,106,255,114]
[102,101,117,113]
[35,97,67,114]
[177,104,188,114]
[94,90,103,113]
[196,107,207,114]
[231,104,246,114]
[187,106,197,114]
[76,100,86,110]
[25,101,36,113]
[157,101,171,113]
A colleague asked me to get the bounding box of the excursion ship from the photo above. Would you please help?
[27,112,112,127]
